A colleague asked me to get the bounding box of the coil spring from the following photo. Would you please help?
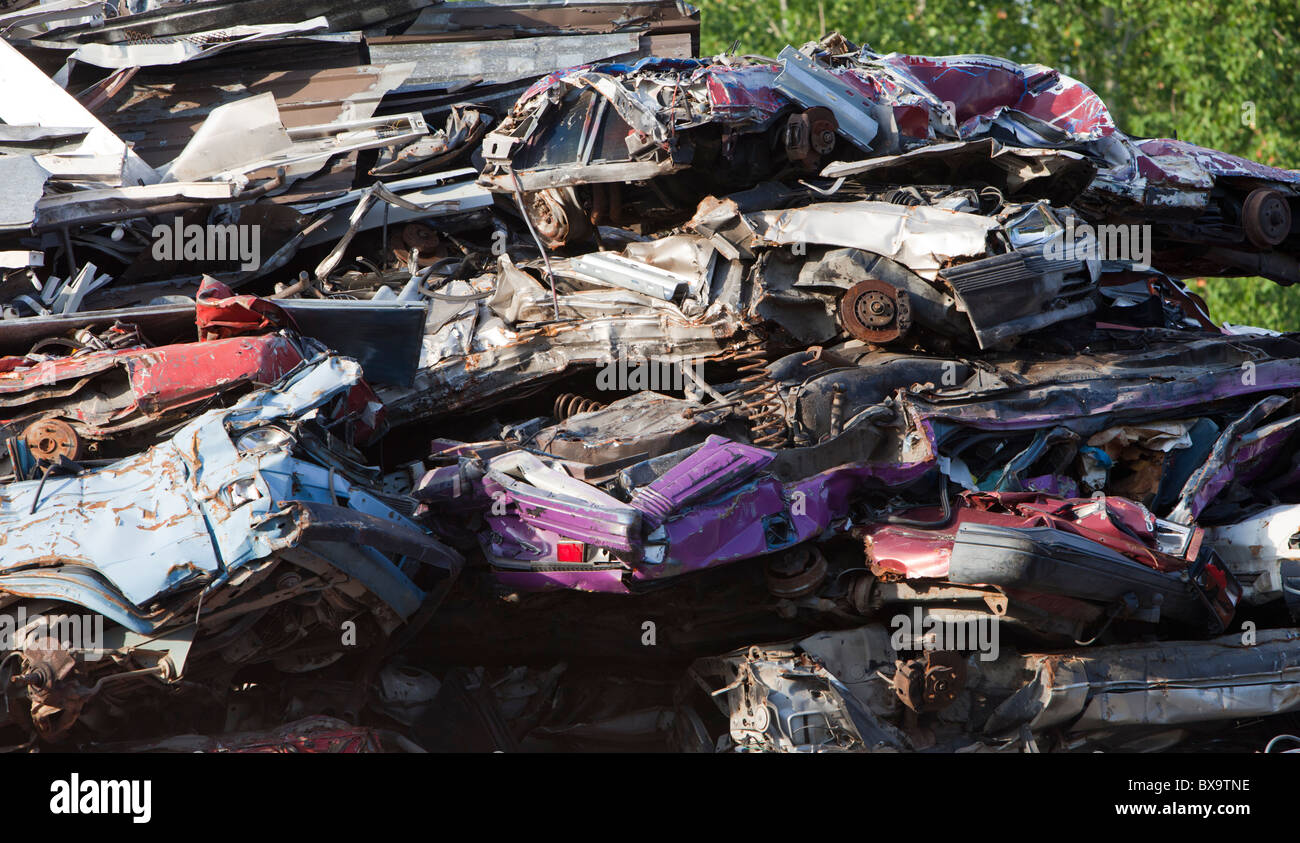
[554,393,606,420]
[733,348,788,447]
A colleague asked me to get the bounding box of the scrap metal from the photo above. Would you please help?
[0,4,1298,755]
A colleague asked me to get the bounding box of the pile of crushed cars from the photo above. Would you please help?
[2,0,1300,754]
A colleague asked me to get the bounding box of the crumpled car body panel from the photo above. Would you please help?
[861,491,1240,632]
[0,355,456,634]
[0,333,306,441]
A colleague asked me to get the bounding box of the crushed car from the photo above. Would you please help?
[0,0,1299,755]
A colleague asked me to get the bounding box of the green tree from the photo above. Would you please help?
[697,0,1300,329]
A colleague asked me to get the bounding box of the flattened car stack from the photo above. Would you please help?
[0,0,1298,753]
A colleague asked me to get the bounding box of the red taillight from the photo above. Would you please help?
[557,542,583,563]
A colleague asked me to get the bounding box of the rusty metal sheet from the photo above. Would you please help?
[99,60,416,169]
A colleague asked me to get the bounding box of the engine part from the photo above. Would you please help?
[784,107,839,170]
[765,546,828,598]
[527,187,592,249]
[839,279,911,344]
[894,651,966,713]
[1242,188,1292,248]
[23,418,82,462]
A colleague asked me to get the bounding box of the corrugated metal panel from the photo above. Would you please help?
[99,59,413,168]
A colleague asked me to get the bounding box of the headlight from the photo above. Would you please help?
[235,426,294,455]
[222,477,263,508]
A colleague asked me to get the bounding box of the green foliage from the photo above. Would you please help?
[695,0,1300,329]
[1199,276,1300,331]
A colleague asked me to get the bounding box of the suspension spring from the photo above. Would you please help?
[554,393,606,420]
[732,348,788,447]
